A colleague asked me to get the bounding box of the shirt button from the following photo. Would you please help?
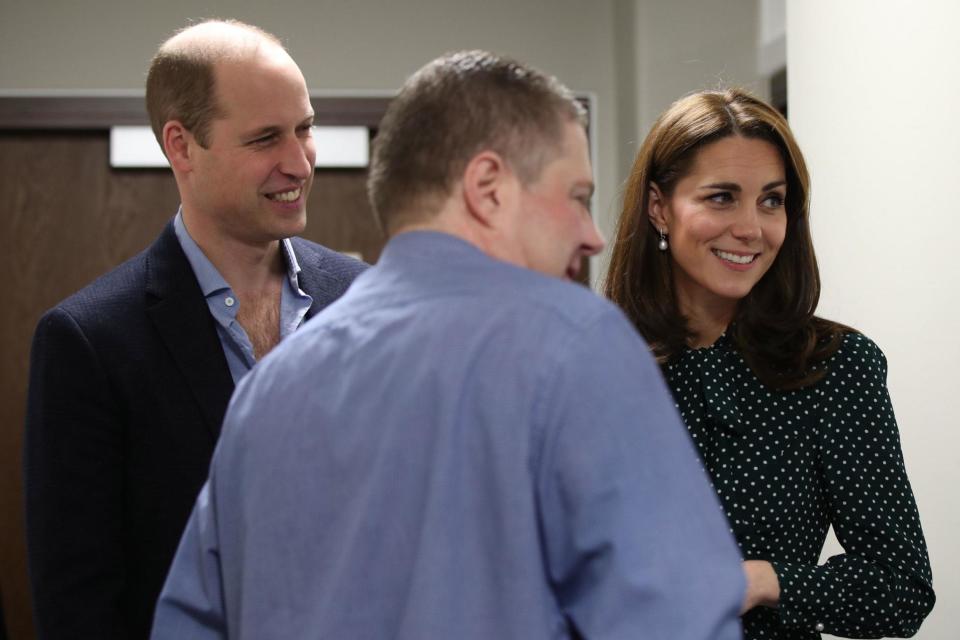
[224,296,235,307]
[815,623,825,632]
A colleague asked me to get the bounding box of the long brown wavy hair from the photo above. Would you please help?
[604,88,848,390]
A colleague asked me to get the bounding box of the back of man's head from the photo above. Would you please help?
[368,50,586,235]
[145,19,284,150]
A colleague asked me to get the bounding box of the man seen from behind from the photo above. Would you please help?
[152,50,744,639]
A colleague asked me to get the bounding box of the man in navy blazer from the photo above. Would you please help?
[23,20,366,639]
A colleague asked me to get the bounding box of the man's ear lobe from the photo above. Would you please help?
[462,151,512,227]
[163,121,194,173]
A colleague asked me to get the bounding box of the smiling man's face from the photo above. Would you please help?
[186,44,316,246]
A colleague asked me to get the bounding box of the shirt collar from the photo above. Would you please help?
[173,208,303,297]
[279,233,305,290]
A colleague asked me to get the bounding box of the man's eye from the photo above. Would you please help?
[250,134,276,145]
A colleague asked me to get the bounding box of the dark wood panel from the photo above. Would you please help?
[306,168,384,262]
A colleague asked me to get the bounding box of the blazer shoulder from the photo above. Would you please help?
[50,248,151,323]
[291,238,368,304]
[41,221,183,332]
[293,238,368,276]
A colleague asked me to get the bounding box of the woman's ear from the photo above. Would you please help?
[647,183,669,232]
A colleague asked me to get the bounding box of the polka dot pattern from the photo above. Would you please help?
[664,332,935,639]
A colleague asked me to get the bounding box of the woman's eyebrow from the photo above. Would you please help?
[700,182,740,191]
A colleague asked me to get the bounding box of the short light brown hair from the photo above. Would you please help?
[605,88,848,389]
[145,19,283,149]
[368,50,586,234]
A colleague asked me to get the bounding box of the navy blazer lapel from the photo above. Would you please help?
[144,221,234,439]
[293,239,364,321]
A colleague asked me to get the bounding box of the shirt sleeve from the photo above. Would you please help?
[24,307,128,639]
[536,307,745,640]
[151,479,228,639]
[771,334,935,636]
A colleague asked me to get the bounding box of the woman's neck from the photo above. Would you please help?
[676,287,737,349]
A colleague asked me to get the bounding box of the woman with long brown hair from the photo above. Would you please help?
[605,88,934,638]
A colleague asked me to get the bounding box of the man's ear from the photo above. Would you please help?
[647,182,669,231]
[462,150,514,228]
[163,121,195,173]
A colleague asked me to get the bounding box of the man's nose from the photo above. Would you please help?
[278,135,314,180]
[582,217,606,256]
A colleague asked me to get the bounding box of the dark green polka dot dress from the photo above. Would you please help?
[663,332,935,639]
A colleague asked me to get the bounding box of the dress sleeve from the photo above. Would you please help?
[24,307,129,639]
[536,307,745,640]
[771,333,935,637]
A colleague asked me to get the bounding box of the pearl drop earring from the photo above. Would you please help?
[658,228,669,251]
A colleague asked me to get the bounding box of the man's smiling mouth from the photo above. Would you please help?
[265,187,302,202]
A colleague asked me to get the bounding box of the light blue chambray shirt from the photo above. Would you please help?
[173,211,313,384]
[153,231,745,640]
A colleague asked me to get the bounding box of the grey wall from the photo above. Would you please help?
[606,0,768,281]
[0,0,622,284]
[0,0,772,285]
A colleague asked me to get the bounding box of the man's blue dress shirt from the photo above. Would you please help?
[152,231,745,639]
[174,211,313,384]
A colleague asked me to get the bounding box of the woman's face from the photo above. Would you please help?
[649,135,788,318]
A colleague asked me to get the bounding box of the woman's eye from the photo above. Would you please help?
[707,192,733,205]
[762,194,785,208]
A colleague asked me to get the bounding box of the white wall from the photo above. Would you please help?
[789,1,960,638]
